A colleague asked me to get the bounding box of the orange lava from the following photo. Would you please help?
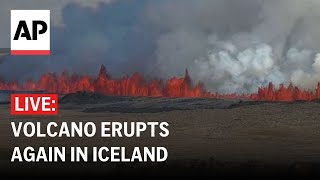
[254,82,320,101]
[1,65,320,101]
[0,65,212,98]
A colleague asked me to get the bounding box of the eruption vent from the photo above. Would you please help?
[1,65,320,101]
[0,65,210,98]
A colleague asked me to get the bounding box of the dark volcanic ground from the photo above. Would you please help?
[59,92,257,113]
[1,91,320,176]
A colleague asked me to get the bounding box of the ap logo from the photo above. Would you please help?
[11,10,50,55]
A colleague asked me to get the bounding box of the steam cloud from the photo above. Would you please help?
[2,0,320,93]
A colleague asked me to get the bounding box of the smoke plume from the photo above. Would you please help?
[2,0,320,93]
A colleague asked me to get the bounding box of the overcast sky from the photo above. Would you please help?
[0,0,111,47]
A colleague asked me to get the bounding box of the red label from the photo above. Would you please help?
[11,94,58,115]
[11,50,50,56]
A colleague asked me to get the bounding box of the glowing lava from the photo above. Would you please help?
[1,65,320,101]
[254,82,320,101]
[0,65,212,98]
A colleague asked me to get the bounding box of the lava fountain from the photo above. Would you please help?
[1,65,320,102]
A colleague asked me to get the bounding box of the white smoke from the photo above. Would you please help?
[192,43,283,93]
[149,0,320,93]
[190,43,320,93]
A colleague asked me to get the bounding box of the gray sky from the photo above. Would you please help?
[0,0,111,47]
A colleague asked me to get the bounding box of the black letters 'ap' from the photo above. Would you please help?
[14,20,47,40]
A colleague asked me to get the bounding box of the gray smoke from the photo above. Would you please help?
[149,0,320,93]
[2,0,320,93]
